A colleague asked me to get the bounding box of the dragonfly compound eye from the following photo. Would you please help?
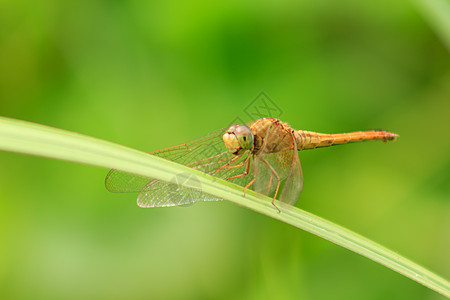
[235,125,254,150]
[223,124,254,155]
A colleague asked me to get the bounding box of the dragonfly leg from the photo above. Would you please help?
[224,153,252,181]
[266,174,273,196]
[258,156,281,213]
[187,151,229,168]
[243,178,256,197]
[212,155,242,174]
[236,154,257,197]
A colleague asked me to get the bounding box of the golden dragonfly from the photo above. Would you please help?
[106,118,398,210]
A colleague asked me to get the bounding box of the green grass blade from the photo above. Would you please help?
[414,0,450,52]
[0,116,449,297]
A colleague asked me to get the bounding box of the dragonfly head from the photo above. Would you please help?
[223,124,254,155]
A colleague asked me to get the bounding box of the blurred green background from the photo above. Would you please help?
[0,0,449,299]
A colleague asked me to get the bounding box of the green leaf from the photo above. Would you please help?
[0,116,449,297]
[414,0,450,52]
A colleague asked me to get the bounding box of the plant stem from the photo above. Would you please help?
[0,116,449,297]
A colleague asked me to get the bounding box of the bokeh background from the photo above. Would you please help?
[0,0,449,299]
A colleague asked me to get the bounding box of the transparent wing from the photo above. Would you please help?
[137,173,216,207]
[105,127,255,207]
[253,123,287,196]
[253,121,303,206]
[105,127,227,193]
[278,146,303,207]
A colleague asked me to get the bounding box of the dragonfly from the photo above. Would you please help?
[105,118,398,210]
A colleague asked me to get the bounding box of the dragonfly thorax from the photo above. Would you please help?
[223,124,254,155]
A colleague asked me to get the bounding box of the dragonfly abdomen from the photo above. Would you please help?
[295,130,398,150]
